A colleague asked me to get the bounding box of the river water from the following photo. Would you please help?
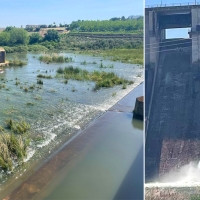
[0,52,143,194]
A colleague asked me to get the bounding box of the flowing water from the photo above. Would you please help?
[0,52,143,191]
[36,116,143,200]
[146,161,200,188]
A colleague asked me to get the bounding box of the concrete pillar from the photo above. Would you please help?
[0,50,5,63]
[160,29,166,41]
[145,12,150,65]
[191,8,200,63]
[145,10,159,66]
[149,36,159,64]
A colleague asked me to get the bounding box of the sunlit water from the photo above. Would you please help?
[0,52,143,189]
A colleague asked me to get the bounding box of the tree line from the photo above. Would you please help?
[0,27,60,46]
[69,17,143,32]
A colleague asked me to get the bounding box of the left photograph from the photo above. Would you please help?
[0,0,144,200]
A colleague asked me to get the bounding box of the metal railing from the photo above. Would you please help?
[146,2,200,8]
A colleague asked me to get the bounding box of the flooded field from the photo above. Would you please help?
[0,52,143,192]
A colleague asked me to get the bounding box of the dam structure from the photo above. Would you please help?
[145,3,200,181]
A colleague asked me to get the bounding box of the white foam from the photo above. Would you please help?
[146,161,200,188]
[74,125,80,130]
[94,77,143,111]
[24,148,35,162]
[37,132,56,148]
[146,181,200,188]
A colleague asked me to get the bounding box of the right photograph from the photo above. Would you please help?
[145,1,200,199]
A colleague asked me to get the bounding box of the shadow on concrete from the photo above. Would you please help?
[113,146,143,200]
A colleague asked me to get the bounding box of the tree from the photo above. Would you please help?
[4,26,15,32]
[110,17,120,21]
[9,28,29,45]
[25,27,33,32]
[0,32,10,45]
[40,25,47,28]
[44,29,60,42]
[29,33,42,44]
[121,16,126,21]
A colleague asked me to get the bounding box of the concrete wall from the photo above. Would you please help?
[145,5,200,182]
[0,50,5,63]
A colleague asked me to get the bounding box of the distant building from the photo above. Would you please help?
[0,47,6,63]
[26,25,40,29]
[26,25,47,29]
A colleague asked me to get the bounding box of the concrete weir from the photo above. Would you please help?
[145,4,200,181]
[1,83,143,200]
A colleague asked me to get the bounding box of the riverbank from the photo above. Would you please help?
[145,186,200,200]
[2,82,144,200]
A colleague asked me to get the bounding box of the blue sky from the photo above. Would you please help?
[0,0,143,28]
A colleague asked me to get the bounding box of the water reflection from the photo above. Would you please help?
[132,118,143,130]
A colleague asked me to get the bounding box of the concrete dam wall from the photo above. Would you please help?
[146,39,200,181]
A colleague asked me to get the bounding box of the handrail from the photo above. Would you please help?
[146,2,200,8]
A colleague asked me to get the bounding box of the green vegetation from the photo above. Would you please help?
[0,27,29,46]
[37,74,53,79]
[56,66,133,90]
[0,27,60,46]
[29,33,42,44]
[64,34,142,51]
[4,44,48,53]
[0,119,30,170]
[191,195,200,200]
[69,17,143,33]
[99,48,143,65]
[44,29,60,42]
[8,57,27,67]
[5,119,30,134]
[39,54,73,63]
[99,62,114,68]
[37,79,43,84]
[0,16,143,66]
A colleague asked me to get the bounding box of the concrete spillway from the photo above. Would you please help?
[146,39,200,181]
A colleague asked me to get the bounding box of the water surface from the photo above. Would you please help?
[0,52,143,191]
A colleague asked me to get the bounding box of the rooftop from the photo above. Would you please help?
[0,47,5,52]
[145,3,200,11]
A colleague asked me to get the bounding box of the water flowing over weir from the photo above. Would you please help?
[0,52,143,193]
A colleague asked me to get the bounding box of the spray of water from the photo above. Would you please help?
[146,161,200,188]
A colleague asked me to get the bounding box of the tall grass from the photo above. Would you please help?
[9,57,27,67]
[39,54,73,63]
[0,119,31,170]
[0,133,30,170]
[5,119,30,134]
[101,49,143,65]
[56,66,133,90]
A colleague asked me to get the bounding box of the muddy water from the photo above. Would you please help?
[0,52,143,195]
